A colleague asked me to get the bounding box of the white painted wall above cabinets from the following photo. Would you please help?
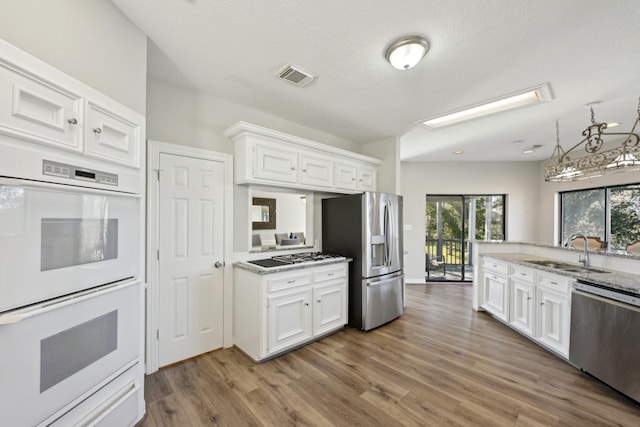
[225,121,381,194]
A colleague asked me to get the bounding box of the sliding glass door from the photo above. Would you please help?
[426,194,505,282]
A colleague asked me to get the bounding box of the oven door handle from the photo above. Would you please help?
[0,177,141,199]
[0,278,139,325]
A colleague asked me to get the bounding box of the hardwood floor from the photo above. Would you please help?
[140,283,640,426]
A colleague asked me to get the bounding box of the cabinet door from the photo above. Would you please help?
[357,165,376,191]
[300,153,333,188]
[334,161,357,190]
[86,101,141,168]
[267,289,312,354]
[482,271,509,321]
[313,281,347,336]
[0,63,83,152]
[536,287,570,357]
[510,279,534,336]
[254,143,299,183]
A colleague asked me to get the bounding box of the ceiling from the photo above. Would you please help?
[110,0,640,162]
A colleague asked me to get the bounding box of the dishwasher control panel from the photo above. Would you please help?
[575,281,640,307]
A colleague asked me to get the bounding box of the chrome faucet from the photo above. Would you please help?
[564,233,590,268]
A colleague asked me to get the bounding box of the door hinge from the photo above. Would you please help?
[157,249,159,260]
[156,329,159,340]
[154,169,162,181]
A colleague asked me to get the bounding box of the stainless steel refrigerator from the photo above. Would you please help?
[322,192,404,330]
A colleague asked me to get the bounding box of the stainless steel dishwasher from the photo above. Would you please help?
[569,280,640,403]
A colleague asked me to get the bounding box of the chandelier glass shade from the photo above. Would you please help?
[544,101,640,182]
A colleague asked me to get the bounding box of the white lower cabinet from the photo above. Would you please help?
[481,256,573,359]
[267,288,313,354]
[535,274,571,357]
[234,262,348,361]
[510,278,534,335]
[481,258,510,321]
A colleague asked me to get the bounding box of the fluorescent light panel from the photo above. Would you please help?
[419,83,553,129]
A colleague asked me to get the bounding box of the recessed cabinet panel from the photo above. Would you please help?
[300,154,333,188]
[313,282,346,335]
[510,279,534,335]
[482,271,508,321]
[536,287,570,357]
[86,101,141,168]
[334,162,357,190]
[357,165,376,191]
[267,289,313,354]
[0,63,82,151]
[254,143,299,183]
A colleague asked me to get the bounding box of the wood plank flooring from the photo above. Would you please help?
[140,283,640,426]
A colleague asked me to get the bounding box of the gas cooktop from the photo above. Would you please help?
[248,252,344,268]
[272,252,342,263]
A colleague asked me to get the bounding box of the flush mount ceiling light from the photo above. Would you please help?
[544,100,640,182]
[418,83,554,129]
[384,35,429,70]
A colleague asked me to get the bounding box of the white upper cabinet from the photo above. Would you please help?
[0,59,83,152]
[0,40,144,169]
[335,160,377,192]
[253,141,299,183]
[86,101,141,167]
[226,121,380,193]
[300,152,334,188]
[334,161,357,191]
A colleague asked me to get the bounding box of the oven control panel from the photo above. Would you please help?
[43,160,118,186]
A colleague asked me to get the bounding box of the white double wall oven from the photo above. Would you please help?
[0,40,145,426]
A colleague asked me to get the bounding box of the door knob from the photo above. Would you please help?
[214,261,225,268]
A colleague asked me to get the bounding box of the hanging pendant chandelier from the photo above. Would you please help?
[544,99,640,182]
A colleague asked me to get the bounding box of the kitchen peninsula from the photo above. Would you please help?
[473,240,640,401]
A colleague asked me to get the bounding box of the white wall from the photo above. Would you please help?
[362,136,400,194]
[147,77,359,153]
[401,161,540,283]
[0,0,147,114]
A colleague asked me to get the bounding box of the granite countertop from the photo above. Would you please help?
[482,253,640,296]
[234,257,350,275]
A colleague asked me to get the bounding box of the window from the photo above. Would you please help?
[425,194,505,281]
[560,183,640,251]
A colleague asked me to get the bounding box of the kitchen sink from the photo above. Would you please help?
[523,259,609,274]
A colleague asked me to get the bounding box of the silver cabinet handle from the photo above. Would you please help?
[93,128,103,134]
[214,261,225,268]
[67,118,78,125]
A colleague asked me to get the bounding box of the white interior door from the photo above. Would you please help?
[158,153,225,366]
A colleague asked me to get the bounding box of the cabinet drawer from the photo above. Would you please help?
[511,265,535,283]
[313,264,346,282]
[267,271,313,292]
[537,272,571,293]
[482,257,510,275]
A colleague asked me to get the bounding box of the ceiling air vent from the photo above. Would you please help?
[276,64,316,87]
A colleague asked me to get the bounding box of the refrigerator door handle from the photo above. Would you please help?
[385,200,392,267]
